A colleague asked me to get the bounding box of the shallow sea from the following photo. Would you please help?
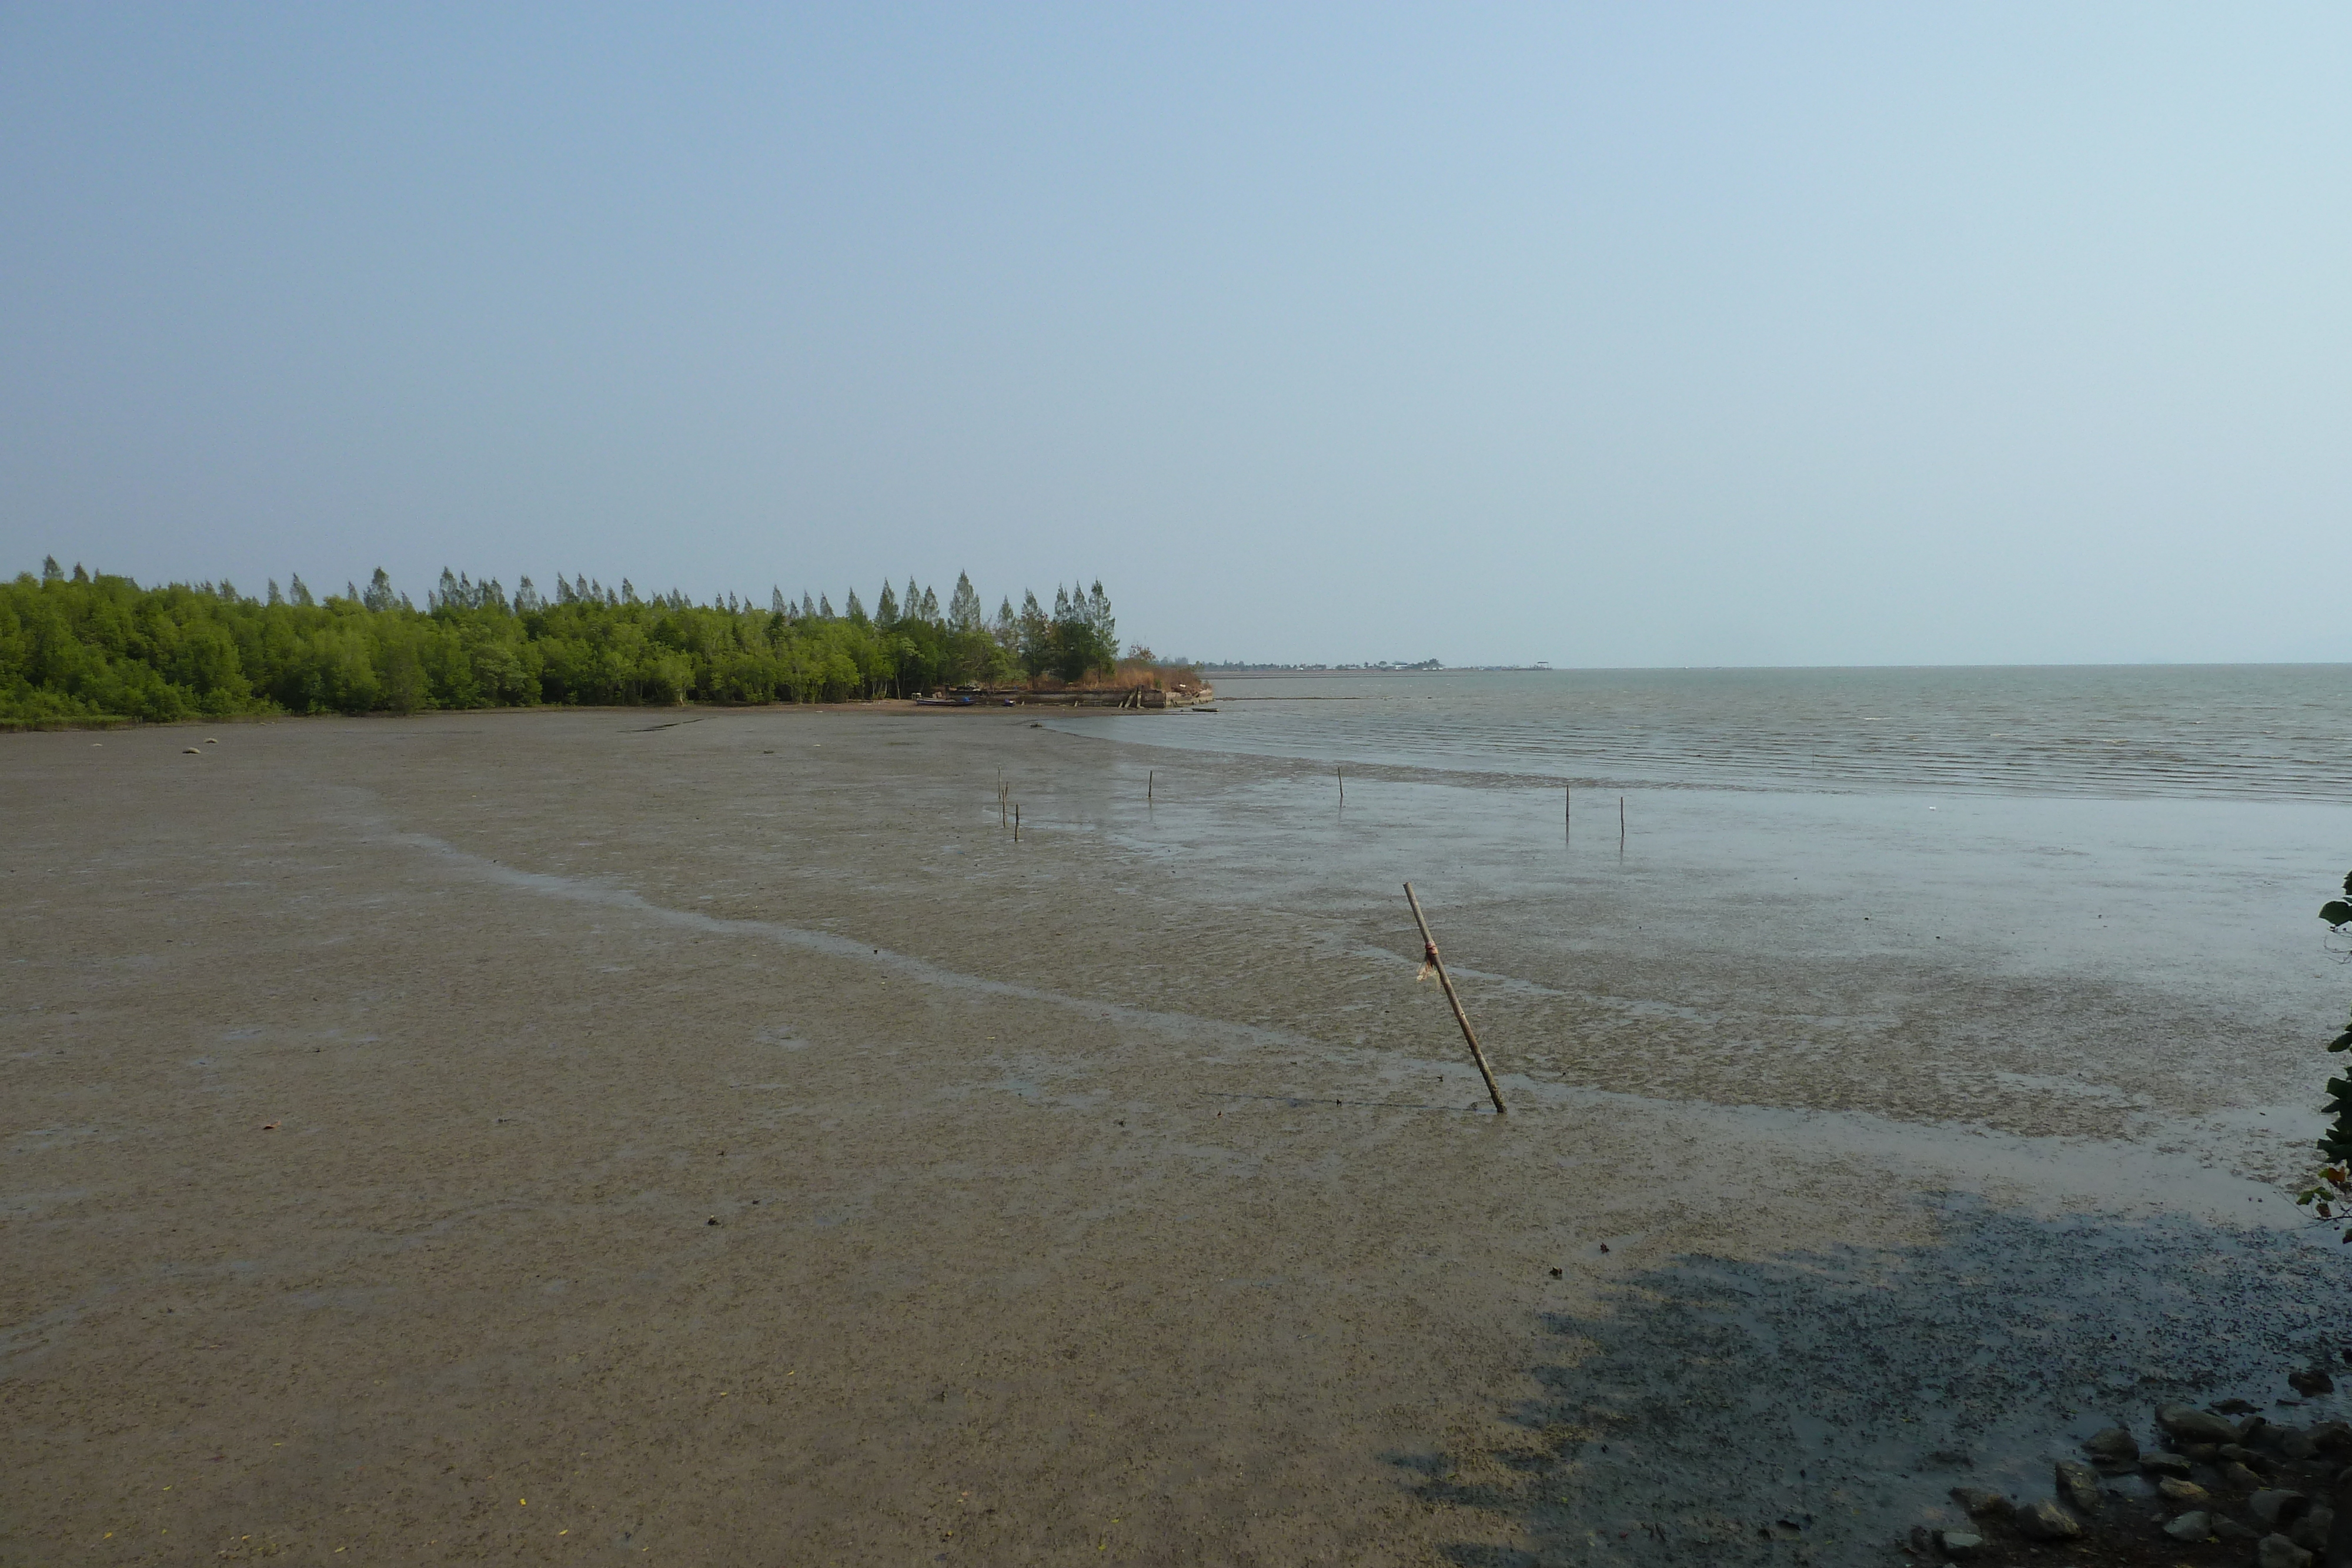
[1088,665,2352,800]
[1053,666,2352,1134]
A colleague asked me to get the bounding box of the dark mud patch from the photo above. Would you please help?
[1396,1200,2352,1566]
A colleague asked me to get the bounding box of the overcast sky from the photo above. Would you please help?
[4,5,2347,666]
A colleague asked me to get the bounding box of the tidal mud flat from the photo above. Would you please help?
[5,708,2351,1566]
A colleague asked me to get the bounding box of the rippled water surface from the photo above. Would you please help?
[1078,666,2352,800]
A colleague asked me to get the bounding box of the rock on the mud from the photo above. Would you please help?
[2216,1517,2264,1541]
[2141,1451,2194,1478]
[2159,1403,2244,1445]
[2162,1511,2213,1542]
[1949,1487,2012,1519]
[2053,1459,2103,1514]
[2014,1498,2082,1541]
[2289,1506,2334,1552]
[2082,1426,2139,1473]
[2259,1533,2315,1568]
[2290,1368,2337,1398]
[2158,1477,2210,1503]
[1933,1529,1985,1559]
[2278,1429,2320,1462]
[2250,1489,2311,1525]
[2226,1462,2269,1490]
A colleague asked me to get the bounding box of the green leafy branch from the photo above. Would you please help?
[2294,872,2352,1240]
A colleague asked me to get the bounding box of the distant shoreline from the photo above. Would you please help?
[1202,664,1549,676]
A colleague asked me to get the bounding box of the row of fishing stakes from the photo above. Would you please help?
[1563,785,1626,851]
[996,778,1019,841]
[1337,770,1630,851]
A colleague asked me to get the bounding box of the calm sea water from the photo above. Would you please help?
[1077,666,2352,800]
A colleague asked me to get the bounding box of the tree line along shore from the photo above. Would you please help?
[2,559,1194,724]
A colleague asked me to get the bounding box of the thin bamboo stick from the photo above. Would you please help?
[1402,882,1507,1116]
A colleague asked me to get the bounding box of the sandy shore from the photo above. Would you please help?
[6,708,2350,1566]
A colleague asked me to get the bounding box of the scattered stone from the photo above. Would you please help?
[2083,1427,2140,1474]
[1918,1395,2347,1562]
[2014,1498,2082,1541]
[2258,1532,2315,1568]
[1949,1487,2011,1519]
[2054,1459,2103,1514]
[2162,1511,2213,1542]
[182,747,201,754]
[2291,1368,2337,1398]
[2160,1404,2244,1445]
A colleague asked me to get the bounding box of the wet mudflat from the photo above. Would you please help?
[4,708,2349,1566]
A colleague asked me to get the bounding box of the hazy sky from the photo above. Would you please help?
[4,5,2347,666]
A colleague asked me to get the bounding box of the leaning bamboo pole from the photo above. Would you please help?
[1402,882,1508,1116]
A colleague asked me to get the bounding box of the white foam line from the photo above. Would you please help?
[393,832,1298,1053]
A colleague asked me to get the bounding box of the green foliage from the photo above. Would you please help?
[1010,580,1119,682]
[0,563,1085,721]
[2297,873,2352,1238]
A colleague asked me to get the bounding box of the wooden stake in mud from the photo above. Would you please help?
[1148,768,1154,803]
[1014,804,1021,842]
[1565,784,1571,841]
[1338,765,1344,805]
[1402,882,1508,1116]
[1618,794,1625,851]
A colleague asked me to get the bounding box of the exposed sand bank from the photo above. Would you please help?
[5,709,2348,1565]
